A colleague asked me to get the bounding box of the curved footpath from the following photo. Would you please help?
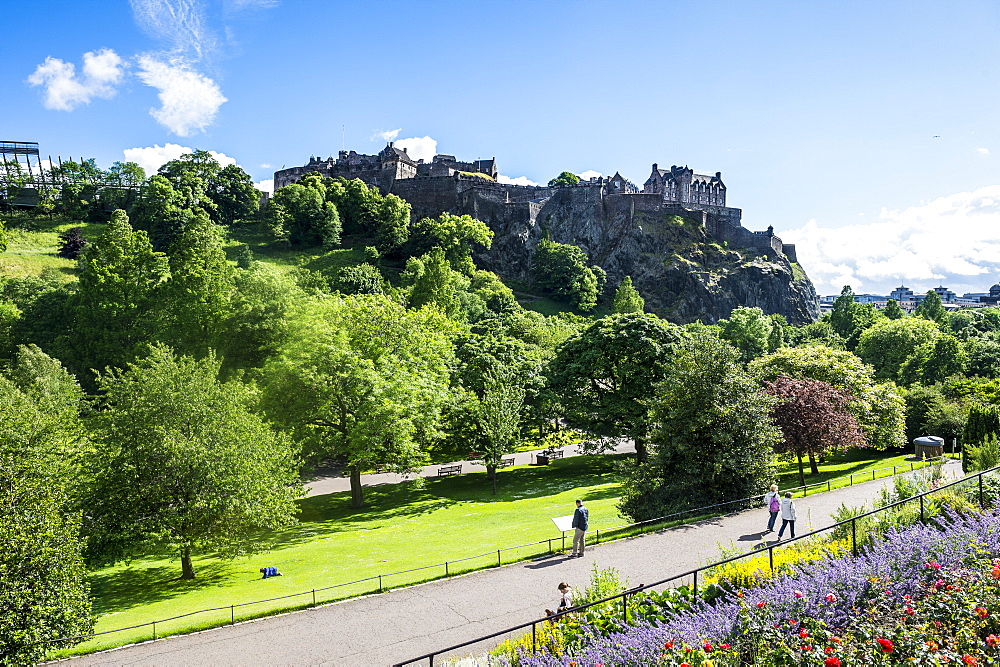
[67,459,963,667]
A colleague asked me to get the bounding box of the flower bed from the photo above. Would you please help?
[516,510,1000,666]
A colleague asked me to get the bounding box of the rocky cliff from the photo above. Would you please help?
[461,186,820,325]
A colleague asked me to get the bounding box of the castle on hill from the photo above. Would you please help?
[272,145,796,261]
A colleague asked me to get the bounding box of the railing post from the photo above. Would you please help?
[498,550,501,567]
[769,545,774,572]
[910,461,914,471]
[980,473,985,508]
[562,533,566,552]
[312,589,316,606]
[850,474,853,486]
[827,480,831,492]
[851,518,857,557]
[596,529,600,544]
[548,538,552,554]
[893,466,896,477]
[231,605,234,624]
[622,592,628,622]
[920,495,925,523]
[153,621,156,641]
[379,575,383,593]
[872,469,876,481]
[532,621,537,653]
[693,570,698,597]
[445,561,449,576]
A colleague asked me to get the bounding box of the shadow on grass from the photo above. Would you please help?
[88,561,234,616]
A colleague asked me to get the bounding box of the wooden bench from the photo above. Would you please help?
[497,457,516,468]
[548,450,565,461]
[438,464,462,477]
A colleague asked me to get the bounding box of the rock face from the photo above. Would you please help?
[460,186,819,325]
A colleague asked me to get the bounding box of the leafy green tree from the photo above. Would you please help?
[86,346,301,579]
[262,295,457,508]
[548,171,580,187]
[0,220,8,253]
[132,175,195,251]
[374,193,411,253]
[883,298,905,320]
[158,212,235,357]
[619,335,779,520]
[899,335,969,386]
[545,313,687,463]
[411,214,494,274]
[334,263,384,295]
[266,182,341,248]
[63,210,168,387]
[964,403,1000,470]
[766,376,867,486]
[532,239,606,311]
[749,345,906,450]
[479,366,525,494]
[828,286,881,349]
[209,164,260,225]
[855,317,942,381]
[0,349,91,665]
[612,276,644,314]
[967,338,1000,378]
[719,307,774,362]
[915,289,948,326]
[405,248,461,317]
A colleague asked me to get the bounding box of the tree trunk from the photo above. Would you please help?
[796,453,806,488]
[808,451,820,476]
[634,437,648,465]
[181,546,196,580]
[491,466,498,496]
[350,464,364,509]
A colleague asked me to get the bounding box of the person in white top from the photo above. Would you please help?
[776,492,797,540]
[763,484,780,533]
[557,582,573,612]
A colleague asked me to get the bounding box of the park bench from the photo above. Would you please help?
[498,457,516,468]
[535,449,564,465]
[438,464,462,477]
[548,450,565,461]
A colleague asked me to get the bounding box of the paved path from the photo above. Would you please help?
[69,459,962,667]
[305,440,637,497]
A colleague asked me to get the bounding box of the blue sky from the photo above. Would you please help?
[5,0,1000,296]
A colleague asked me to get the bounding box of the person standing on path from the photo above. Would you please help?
[777,492,797,540]
[764,484,780,533]
[571,499,589,557]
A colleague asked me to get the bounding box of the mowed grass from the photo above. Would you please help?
[774,450,950,496]
[56,455,626,657]
[0,215,105,278]
[53,448,935,658]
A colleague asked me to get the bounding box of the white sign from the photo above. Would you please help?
[552,515,575,532]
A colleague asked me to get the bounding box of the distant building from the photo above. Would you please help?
[889,285,915,302]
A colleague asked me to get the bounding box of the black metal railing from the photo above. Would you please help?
[393,462,998,666]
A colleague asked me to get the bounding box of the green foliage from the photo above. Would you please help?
[410,213,493,274]
[404,247,461,317]
[619,335,779,521]
[0,219,7,253]
[334,262,383,295]
[718,307,774,362]
[883,298,905,319]
[914,289,949,325]
[265,182,341,248]
[85,346,302,578]
[478,365,526,493]
[261,294,458,507]
[963,434,1000,472]
[855,316,941,381]
[324,177,412,253]
[548,171,580,187]
[705,538,849,590]
[898,334,968,386]
[532,239,605,311]
[964,402,1000,446]
[209,163,260,225]
[829,286,882,349]
[132,175,195,251]
[612,276,644,314]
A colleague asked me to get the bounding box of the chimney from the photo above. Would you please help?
[716,171,721,178]
[652,163,658,171]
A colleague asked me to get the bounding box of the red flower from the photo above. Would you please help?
[703,643,713,652]
[663,642,674,650]
[986,634,1000,647]
[825,593,837,602]
[756,601,766,609]
[799,630,810,639]
[991,562,1000,579]
[975,606,989,618]
[876,638,894,653]
[825,659,842,667]
[720,643,730,650]
[802,645,813,651]
[680,663,691,667]
[829,636,843,644]
[962,656,977,666]
[925,561,941,569]
[905,606,915,616]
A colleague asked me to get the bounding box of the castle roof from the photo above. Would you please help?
[381,143,416,165]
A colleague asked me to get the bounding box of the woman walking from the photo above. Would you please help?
[777,491,797,540]
[763,484,780,533]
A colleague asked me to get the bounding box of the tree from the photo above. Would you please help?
[618,335,780,521]
[963,403,1000,471]
[405,248,461,317]
[262,295,457,508]
[612,276,644,314]
[548,171,580,187]
[855,317,942,381]
[749,345,906,450]
[334,263,384,295]
[374,193,411,253]
[265,182,340,248]
[0,349,92,665]
[132,175,195,251]
[899,335,968,386]
[828,286,881,349]
[209,163,260,225]
[479,366,525,495]
[63,210,168,387]
[411,213,493,274]
[532,239,606,311]
[545,313,688,463]
[765,376,867,486]
[719,307,774,362]
[915,290,948,326]
[85,346,302,579]
[157,212,235,358]
[883,299,905,320]
[56,227,87,259]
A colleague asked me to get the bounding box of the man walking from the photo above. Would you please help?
[571,499,589,557]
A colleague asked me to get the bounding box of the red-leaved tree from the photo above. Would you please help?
[765,375,868,487]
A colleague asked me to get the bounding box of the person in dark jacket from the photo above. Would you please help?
[260,566,282,578]
[571,499,589,557]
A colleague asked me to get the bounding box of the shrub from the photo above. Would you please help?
[705,538,849,591]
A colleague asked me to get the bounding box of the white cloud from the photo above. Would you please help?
[497,174,540,186]
[259,162,272,168]
[978,147,990,156]
[782,185,1000,296]
[395,136,437,162]
[123,142,236,174]
[135,55,227,136]
[26,49,126,111]
[578,170,602,180]
[129,0,217,61]
[255,178,274,194]
[372,128,401,142]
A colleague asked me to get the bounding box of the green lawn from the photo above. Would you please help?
[52,448,945,658]
[774,450,952,497]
